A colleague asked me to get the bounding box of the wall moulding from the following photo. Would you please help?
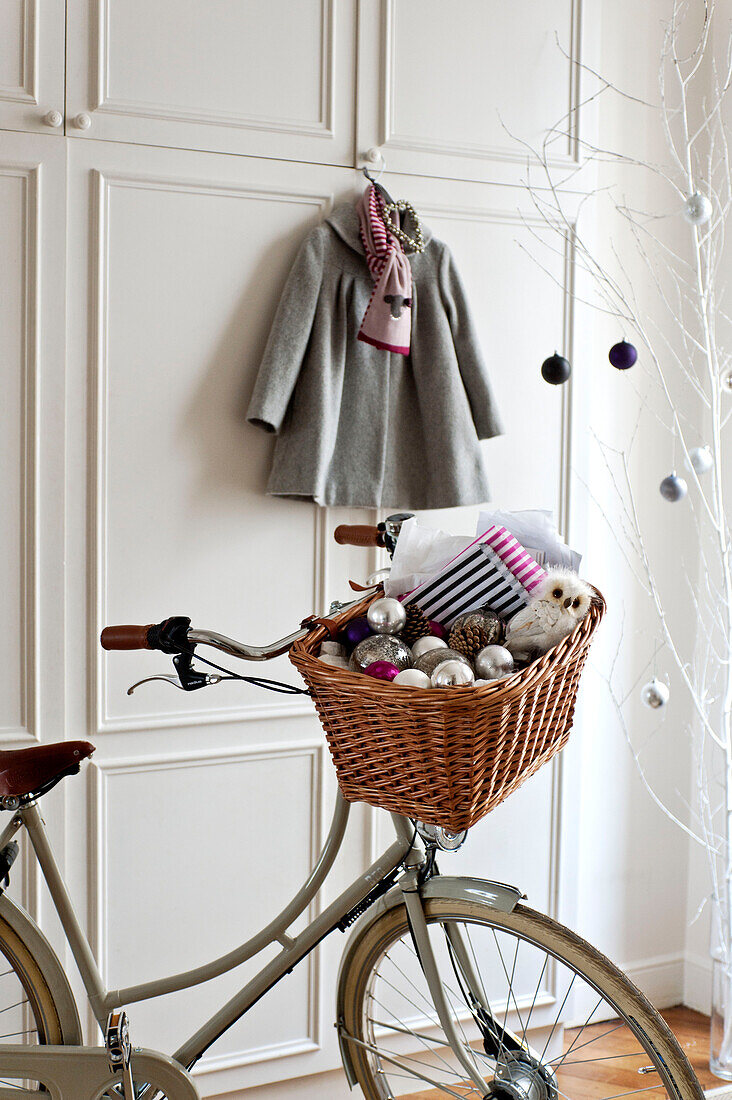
[89,168,334,735]
[0,163,40,745]
[91,0,335,138]
[88,739,326,1070]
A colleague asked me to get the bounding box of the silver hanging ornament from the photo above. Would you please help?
[723,367,732,394]
[688,445,713,475]
[367,597,407,635]
[350,634,411,674]
[431,660,475,688]
[414,647,471,678]
[641,677,669,710]
[474,645,514,680]
[659,471,688,502]
[683,192,712,226]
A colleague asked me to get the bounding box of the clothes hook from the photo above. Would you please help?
[361,149,394,205]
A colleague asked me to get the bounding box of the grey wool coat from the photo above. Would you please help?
[246,201,503,509]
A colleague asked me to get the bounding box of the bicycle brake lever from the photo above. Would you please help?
[126,672,222,695]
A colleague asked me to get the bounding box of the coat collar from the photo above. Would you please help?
[326,198,432,256]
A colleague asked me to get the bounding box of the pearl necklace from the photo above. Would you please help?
[380,200,425,254]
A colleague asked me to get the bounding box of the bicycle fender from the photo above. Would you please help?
[0,894,82,1045]
[335,875,522,1088]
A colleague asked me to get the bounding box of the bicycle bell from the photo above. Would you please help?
[379,512,414,557]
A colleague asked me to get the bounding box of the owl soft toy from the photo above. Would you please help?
[505,568,593,662]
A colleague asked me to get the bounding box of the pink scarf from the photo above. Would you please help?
[357,185,412,355]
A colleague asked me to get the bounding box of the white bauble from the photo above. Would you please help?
[431,660,475,688]
[689,445,713,475]
[683,192,712,226]
[411,635,448,659]
[318,654,349,669]
[367,597,407,635]
[393,668,431,688]
[641,677,669,710]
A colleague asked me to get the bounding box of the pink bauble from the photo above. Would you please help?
[429,621,448,640]
[364,660,400,682]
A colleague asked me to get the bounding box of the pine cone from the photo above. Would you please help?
[448,622,491,660]
[401,604,431,645]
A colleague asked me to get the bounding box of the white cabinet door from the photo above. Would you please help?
[357,0,583,186]
[0,2,65,133]
[65,0,356,163]
[65,139,379,1095]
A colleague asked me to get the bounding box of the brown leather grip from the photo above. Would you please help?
[333,525,384,548]
[100,624,154,650]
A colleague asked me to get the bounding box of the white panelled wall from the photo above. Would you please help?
[0,2,699,1098]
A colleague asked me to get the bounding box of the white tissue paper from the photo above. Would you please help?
[384,517,473,599]
[476,509,581,572]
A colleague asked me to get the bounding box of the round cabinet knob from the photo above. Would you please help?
[73,112,92,131]
[43,110,63,128]
[364,147,383,165]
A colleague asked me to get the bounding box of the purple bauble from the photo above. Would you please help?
[340,617,372,651]
[364,660,400,681]
[429,620,448,640]
[608,340,637,370]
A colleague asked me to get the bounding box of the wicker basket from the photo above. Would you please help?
[290,589,605,831]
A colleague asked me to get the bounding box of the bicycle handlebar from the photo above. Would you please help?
[100,624,154,650]
[333,525,385,548]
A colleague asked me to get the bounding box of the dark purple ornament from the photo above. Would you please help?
[541,353,571,385]
[608,340,637,370]
[428,620,448,640]
[340,616,372,651]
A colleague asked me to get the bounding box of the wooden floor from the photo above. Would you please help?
[407,1006,717,1098]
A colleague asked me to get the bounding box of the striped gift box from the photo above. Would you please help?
[401,526,547,628]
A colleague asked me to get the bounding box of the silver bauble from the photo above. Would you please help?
[411,635,448,660]
[350,634,411,674]
[449,607,504,645]
[689,445,713,475]
[474,644,514,680]
[641,677,669,710]
[318,654,349,669]
[683,192,712,226]
[659,472,688,502]
[724,367,732,394]
[320,639,346,657]
[367,597,407,635]
[431,660,475,688]
[414,647,471,678]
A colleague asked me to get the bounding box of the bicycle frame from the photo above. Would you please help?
[0,792,420,1072]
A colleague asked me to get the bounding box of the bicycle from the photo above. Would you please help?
[0,516,704,1099]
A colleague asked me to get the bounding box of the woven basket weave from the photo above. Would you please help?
[290,589,605,831]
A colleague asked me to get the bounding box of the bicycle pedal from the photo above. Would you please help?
[106,1011,135,1098]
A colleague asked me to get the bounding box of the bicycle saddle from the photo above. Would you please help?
[0,742,95,799]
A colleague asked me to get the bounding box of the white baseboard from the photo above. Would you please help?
[621,952,685,1008]
[684,950,713,1015]
[704,1087,732,1098]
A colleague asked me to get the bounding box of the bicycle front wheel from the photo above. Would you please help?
[340,896,703,1100]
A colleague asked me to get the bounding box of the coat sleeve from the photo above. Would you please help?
[439,245,503,441]
[246,229,324,434]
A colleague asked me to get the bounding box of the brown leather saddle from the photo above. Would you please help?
[0,742,95,800]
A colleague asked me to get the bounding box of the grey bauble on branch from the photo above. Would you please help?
[367,597,407,635]
[474,644,514,680]
[413,647,471,678]
[683,191,713,226]
[431,660,475,688]
[641,677,670,710]
[350,634,411,674]
[659,471,688,502]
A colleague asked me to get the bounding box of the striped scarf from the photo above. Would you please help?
[356,185,412,356]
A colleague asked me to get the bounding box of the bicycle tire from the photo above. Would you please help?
[340,896,704,1100]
